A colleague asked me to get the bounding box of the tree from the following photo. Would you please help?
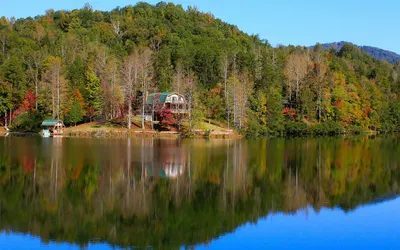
[104,56,122,120]
[284,53,311,104]
[41,56,65,119]
[159,108,177,130]
[203,84,224,123]
[122,51,139,129]
[0,81,11,127]
[313,52,327,123]
[24,50,44,110]
[1,56,26,125]
[140,48,152,130]
[266,87,284,134]
[154,47,172,91]
[65,100,83,126]
[182,71,197,130]
[0,17,12,59]
[85,71,102,120]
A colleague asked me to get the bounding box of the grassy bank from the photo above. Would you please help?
[64,119,239,139]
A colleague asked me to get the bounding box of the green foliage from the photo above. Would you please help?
[0,82,11,114]
[11,111,43,132]
[266,87,285,134]
[0,3,398,135]
[246,112,265,137]
[1,56,26,108]
[65,100,83,126]
[285,122,309,135]
[311,120,344,135]
[154,48,173,92]
[85,71,102,117]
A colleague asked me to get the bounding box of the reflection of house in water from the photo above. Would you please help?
[146,163,185,179]
[144,140,188,179]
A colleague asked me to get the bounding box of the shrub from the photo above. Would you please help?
[347,125,365,134]
[311,120,344,135]
[11,111,43,132]
[285,122,309,135]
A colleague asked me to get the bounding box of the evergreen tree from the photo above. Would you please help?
[85,71,102,119]
[65,100,83,126]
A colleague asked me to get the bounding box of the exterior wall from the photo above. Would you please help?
[165,94,185,104]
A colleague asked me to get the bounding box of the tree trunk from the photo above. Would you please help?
[35,70,38,110]
[318,80,322,123]
[141,84,146,130]
[57,69,60,120]
[151,102,155,130]
[128,97,132,130]
[142,99,145,130]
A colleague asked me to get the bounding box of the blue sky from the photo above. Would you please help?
[2,0,400,54]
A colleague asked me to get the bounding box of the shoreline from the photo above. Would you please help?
[0,128,241,139]
[1,126,396,139]
[65,129,241,139]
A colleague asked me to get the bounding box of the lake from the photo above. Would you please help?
[0,136,399,249]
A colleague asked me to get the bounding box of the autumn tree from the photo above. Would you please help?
[312,46,327,123]
[0,81,11,126]
[139,48,152,130]
[1,56,26,125]
[0,17,13,60]
[122,51,139,129]
[284,52,311,105]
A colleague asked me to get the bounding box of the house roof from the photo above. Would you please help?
[146,92,174,105]
[41,119,62,127]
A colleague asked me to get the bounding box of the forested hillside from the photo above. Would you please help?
[319,41,400,64]
[0,2,399,135]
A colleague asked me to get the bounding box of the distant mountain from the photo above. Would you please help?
[318,41,400,64]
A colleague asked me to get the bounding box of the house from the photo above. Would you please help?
[41,119,65,136]
[145,92,188,120]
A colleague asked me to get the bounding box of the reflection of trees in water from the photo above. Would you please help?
[0,136,399,248]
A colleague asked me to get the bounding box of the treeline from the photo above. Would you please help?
[0,2,399,135]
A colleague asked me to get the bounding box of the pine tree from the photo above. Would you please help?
[85,71,102,119]
[65,100,83,126]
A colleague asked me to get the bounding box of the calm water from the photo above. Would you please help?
[0,136,399,249]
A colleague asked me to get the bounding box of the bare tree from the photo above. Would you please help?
[24,50,45,110]
[140,48,153,130]
[172,61,184,94]
[284,53,311,103]
[0,17,12,58]
[111,14,122,37]
[183,70,196,130]
[122,51,139,129]
[151,94,163,130]
[105,57,122,120]
[314,53,327,123]
[221,54,230,128]
[42,57,63,119]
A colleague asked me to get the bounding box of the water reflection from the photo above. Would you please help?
[0,136,399,249]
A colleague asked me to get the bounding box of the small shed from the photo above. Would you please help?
[41,119,65,135]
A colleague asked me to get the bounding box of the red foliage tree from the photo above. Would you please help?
[159,108,177,130]
[283,107,296,120]
[333,97,342,108]
[87,107,95,122]
[11,90,37,119]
